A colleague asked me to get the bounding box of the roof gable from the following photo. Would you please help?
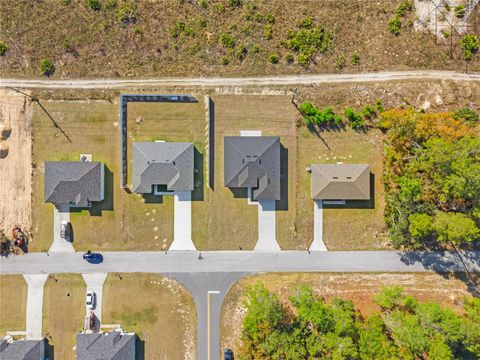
[76,332,136,360]
[311,164,370,200]
[44,162,104,206]
[132,142,194,193]
[224,136,281,200]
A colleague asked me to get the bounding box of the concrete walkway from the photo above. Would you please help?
[23,274,48,340]
[255,200,281,251]
[310,200,328,251]
[50,205,74,253]
[169,191,196,250]
[82,273,108,323]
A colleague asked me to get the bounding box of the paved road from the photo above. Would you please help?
[3,251,479,359]
[1,71,479,89]
[2,251,479,274]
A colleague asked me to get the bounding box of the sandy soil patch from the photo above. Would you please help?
[0,88,32,235]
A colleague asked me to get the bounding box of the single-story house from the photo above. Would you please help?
[132,141,194,194]
[76,331,136,360]
[311,164,371,200]
[0,338,46,360]
[224,136,281,201]
[44,161,105,207]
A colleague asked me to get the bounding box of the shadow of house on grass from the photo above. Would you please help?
[135,336,145,360]
[192,147,204,202]
[276,144,288,211]
[322,172,375,210]
[399,251,480,296]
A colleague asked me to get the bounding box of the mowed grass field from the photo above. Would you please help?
[221,272,472,353]
[102,273,197,360]
[30,98,204,252]
[0,275,27,337]
[43,274,85,360]
[30,93,388,251]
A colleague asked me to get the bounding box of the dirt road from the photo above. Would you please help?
[0,88,32,235]
[1,71,479,89]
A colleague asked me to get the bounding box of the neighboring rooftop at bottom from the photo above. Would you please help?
[0,338,45,360]
[76,331,136,360]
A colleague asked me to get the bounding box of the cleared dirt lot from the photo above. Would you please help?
[221,272,473,354]
[0,275,27,337]
[0,88,32,236]
[103,273,197,360]
[42,274,85,360]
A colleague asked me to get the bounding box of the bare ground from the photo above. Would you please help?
[0,88,32,236]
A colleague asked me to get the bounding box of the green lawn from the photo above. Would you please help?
[102,273,197,359]
[0,275,27,337]
[43,274,85,360]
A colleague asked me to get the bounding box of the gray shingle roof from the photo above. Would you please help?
[132,142,194,193]
[311,164,370,200]
[76,332,136,360]
[44,162,104,206]
[224,136,281,200]
[0,338,45,360]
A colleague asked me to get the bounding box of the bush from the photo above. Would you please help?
[299,16,314,29]
[220,33,236,48]
[198,0,208,8]
[408,213,433,240]
[362,105,376,119]
[454,107,479,124]
[344,108,365,130]
[40,59,55,76]
[300,102,343,127]
[228,0,242,6]
[460,34,480,60]
[85,0,101,10]
[389,15,402,35]
[335,55,346,69]
[285,53,294,63]
[433,212,480,244]
[268,53,279,64]
[250,44,260,54]
[0,41,8,56]
[264,24,272,39]
[376,100,384,113]
[396,0,414,17]
[454,4,465,18]
[298,54,310,67]
[236,45,247,60]
[266,13,275,25]
[351,51,360,65]
[116,2,137,23]
[221,56,229,65]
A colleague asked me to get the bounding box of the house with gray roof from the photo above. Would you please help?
[76,331,136,360]
[0,338,46,360]
[44,161,104,207]
[311,164,370,200]
[224,136,281,200]
[132,142,194,194]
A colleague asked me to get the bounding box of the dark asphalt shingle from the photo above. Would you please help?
[0,338,45,360]
[76,332,136,360]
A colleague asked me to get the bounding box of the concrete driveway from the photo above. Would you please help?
[50,205,74,253]
[310,200,328,251]
[255,200,280,251]
[169,191,196,250]
[82,273,108,324]
[23,274,48,340]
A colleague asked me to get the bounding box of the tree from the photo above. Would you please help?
[433,212,480,244]
[374,286,417,311]
[408,213,433,240]
[359,315,399,359]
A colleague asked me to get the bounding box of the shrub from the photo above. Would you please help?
[299,102,343,127]
[433,212,480,244]
[335,55,346,69]
[376,100,384,113]
[40,59,55,76]
[85,0,101,10]
[221,56,229,65]
[236,45,247,60]
[264,24,272,39]
[250,44,260,54]
[198,0,208,8]
[228,0,242,6]
[344,108,365,129]
[0,41,8,56]
[454,107,479,124]
[285,53,294,63]
[460,34,480,60]
[104,0,118,9]
[351,51,360,65]
[362,105,376,119]
[266,13,275,25]
[299,16,314,29]
[268,53,279,64]
[389,15,402,35]
[220,33,235,48]
[171,21,185,38]
[454,4,465,18]
[396,1,414,17]
[116,2,137,23]
[298,54,310,67]
[408,213,433,240]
